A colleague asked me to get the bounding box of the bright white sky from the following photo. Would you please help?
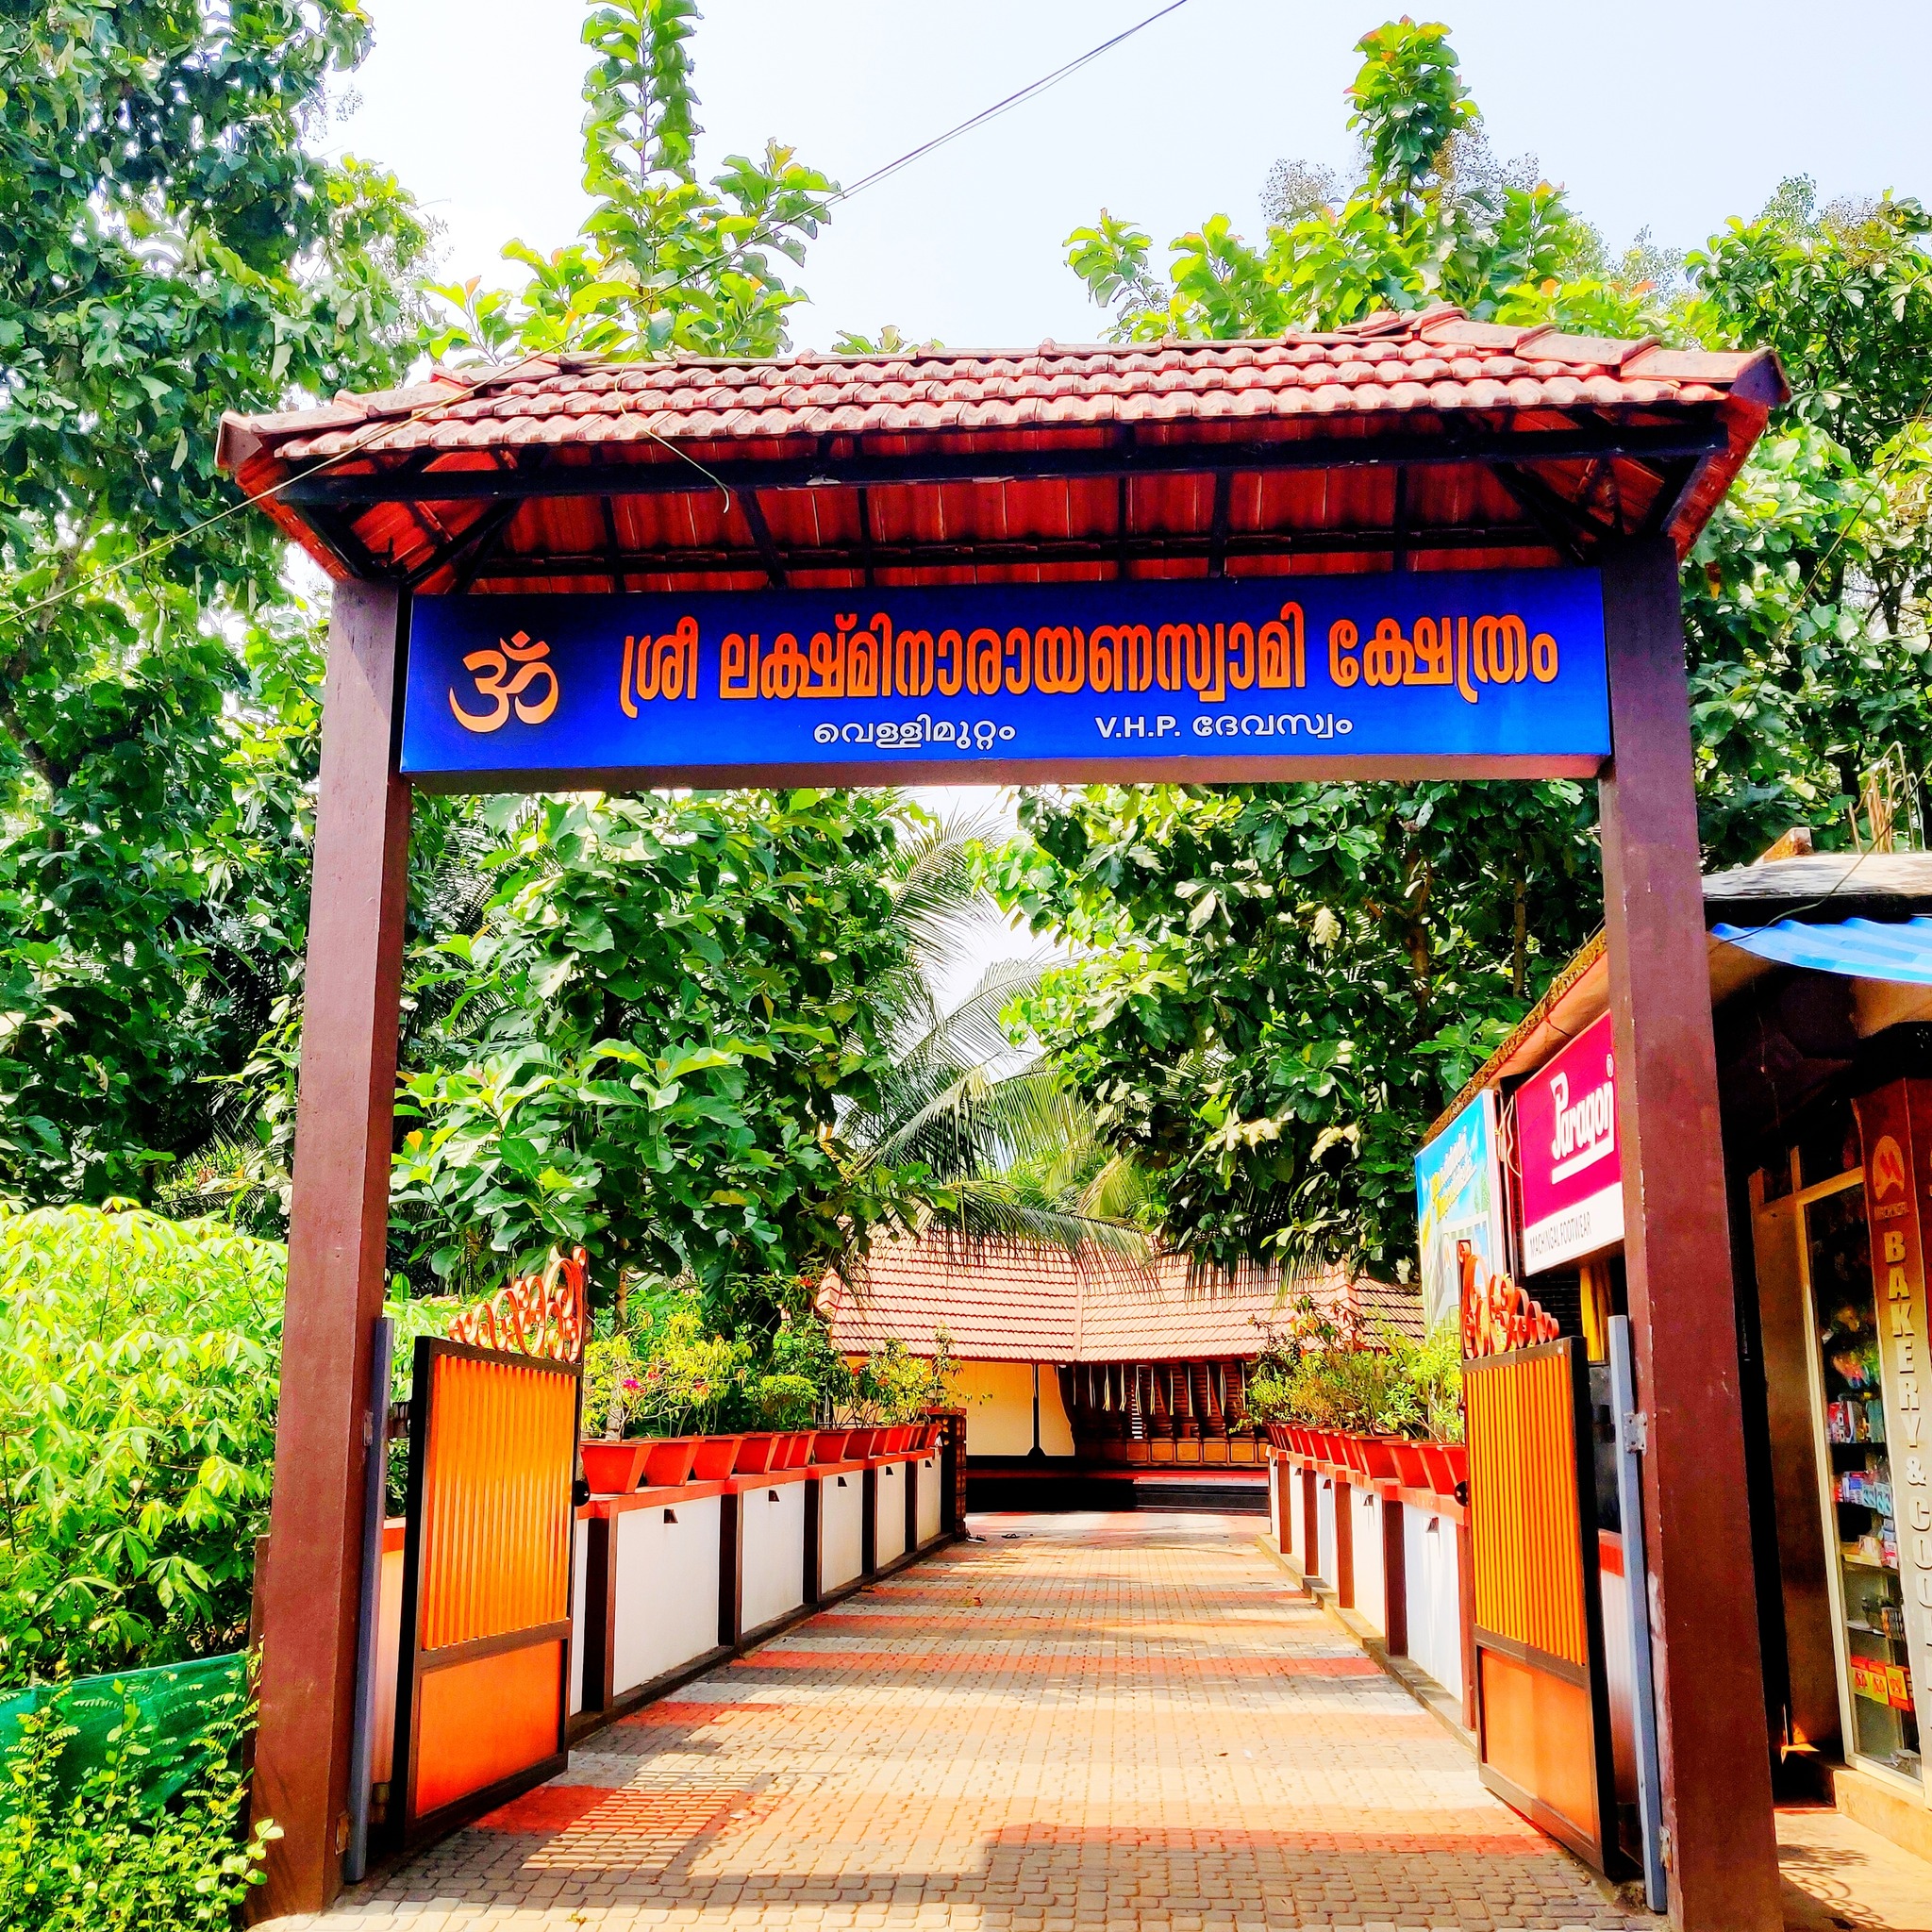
[333,0,1932,355]
[328,0,1930,1000]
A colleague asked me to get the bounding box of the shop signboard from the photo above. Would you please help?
[1414,1089,1508,1334]
[1516,1010,1622,1274]
[1853,1081,1932,1740]
[397,570,1610,790]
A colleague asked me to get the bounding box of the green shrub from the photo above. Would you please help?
[843,1332,958,1426]
[1247,1324,1463,1441]
[0,1681,275,1929]
[0,1206,283,1683]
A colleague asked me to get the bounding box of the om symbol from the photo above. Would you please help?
[448,631,560,733]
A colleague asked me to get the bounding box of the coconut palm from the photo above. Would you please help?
[846,801,1153,1261]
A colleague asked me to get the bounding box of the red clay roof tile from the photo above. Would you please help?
[214,306,1786,590]
[820,1239,1420,1364]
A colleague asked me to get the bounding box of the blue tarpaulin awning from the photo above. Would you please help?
[1709,916,1932,986]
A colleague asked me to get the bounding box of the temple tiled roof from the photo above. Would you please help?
[216,305,1785,594]
[227,310,1770,466]
[821,1239,1421,1364]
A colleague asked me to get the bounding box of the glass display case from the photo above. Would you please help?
[1807,1175,1923,1779]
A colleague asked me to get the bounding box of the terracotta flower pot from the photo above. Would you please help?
[642,1436,699,1488]
[781,1430,813,1469]
[1390,1440,1430,1489]
[810,1428,851,1463]
[691,1435,742,1481]
[845,1426,879,1458]
[733,1433,779,1474]
[580,1440,651,1495]
[1417,1441,1460,1499]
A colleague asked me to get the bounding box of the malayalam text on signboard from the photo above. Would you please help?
[399,570,1609,788]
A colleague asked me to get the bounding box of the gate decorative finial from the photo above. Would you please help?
[445,1247,589,1362]
[1457,1239,1560,1358]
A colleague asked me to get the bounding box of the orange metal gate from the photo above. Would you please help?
[392,1337,582,1846]
[1463,1336,1618,1873]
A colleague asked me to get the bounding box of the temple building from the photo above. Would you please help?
[821,1238,1419,1510]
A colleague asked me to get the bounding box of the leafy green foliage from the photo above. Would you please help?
[1345,19,1475,232]
[1066,20,1593,340]
[1031,30,1932,1275]
[0,1207,283,1685]
[844,1333,959,1428]
[392,790,933,1303]
[428,0,834,361]
[1690,185,1932,469]
[0,1683,274,1927]
[1247,1326,1462,1441]
[0,0,430,1206]
[995,782,1596,1275]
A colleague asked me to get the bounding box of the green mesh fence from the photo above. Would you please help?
[0,1652,244,1807]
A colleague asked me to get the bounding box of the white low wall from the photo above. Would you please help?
[1349,1487,1386,1637]
[1600,1531,1637,1812]
[1403,1500,1463,1703]
[822,1469,866,1590]
[370,1439,958,1830]
[741,1480,809,1634]
[371,1537,405,1784]
[916,1452,942,1543]
[1315,1475,1339,1588]
[612,1493,723,1696]
[1267,1448,1466,1712]
[874,1459,909,1566]
[570,1517,590,1714]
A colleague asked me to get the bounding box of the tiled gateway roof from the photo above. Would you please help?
[217,305,1784,594]
[821,1239,1422,1364]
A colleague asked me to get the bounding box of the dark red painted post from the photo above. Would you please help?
[1598,540,1780,1930]
[252,579,412,1918]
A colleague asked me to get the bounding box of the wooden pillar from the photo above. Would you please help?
[1380,1497,1407,1657]
[719,1488,744,1648]
[253,580,412,1918]
[1598,539,1780,1930]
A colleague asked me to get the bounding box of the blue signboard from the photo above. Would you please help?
[399,569,1607,789]
[1414,1089,1510,1337]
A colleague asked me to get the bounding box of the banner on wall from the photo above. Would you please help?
[1852,1081,1932,1738]
[1414,1089,1509,1335]
[1516,1010,1623,1274]
[398,570,1609,789]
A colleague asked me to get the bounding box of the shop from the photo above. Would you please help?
[1427,841,1932,1865]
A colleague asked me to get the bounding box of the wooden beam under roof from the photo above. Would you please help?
[283,422,1729,510]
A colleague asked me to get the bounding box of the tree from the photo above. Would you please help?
[389,790,942,1315]
[426,0,835,363]
[1067,19,1594,341]
[0,0,432,1202]
[993,781,1597,1276]
[1021,23,1932,1276]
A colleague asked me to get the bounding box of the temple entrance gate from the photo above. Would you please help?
[218,309,1790,1930]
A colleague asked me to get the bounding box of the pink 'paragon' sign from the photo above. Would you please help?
[1515,1009,1623,1274]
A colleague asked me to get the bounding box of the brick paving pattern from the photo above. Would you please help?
[304,1511,1655,1930]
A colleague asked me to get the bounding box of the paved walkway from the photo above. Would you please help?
[309,1511,1663,1931]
